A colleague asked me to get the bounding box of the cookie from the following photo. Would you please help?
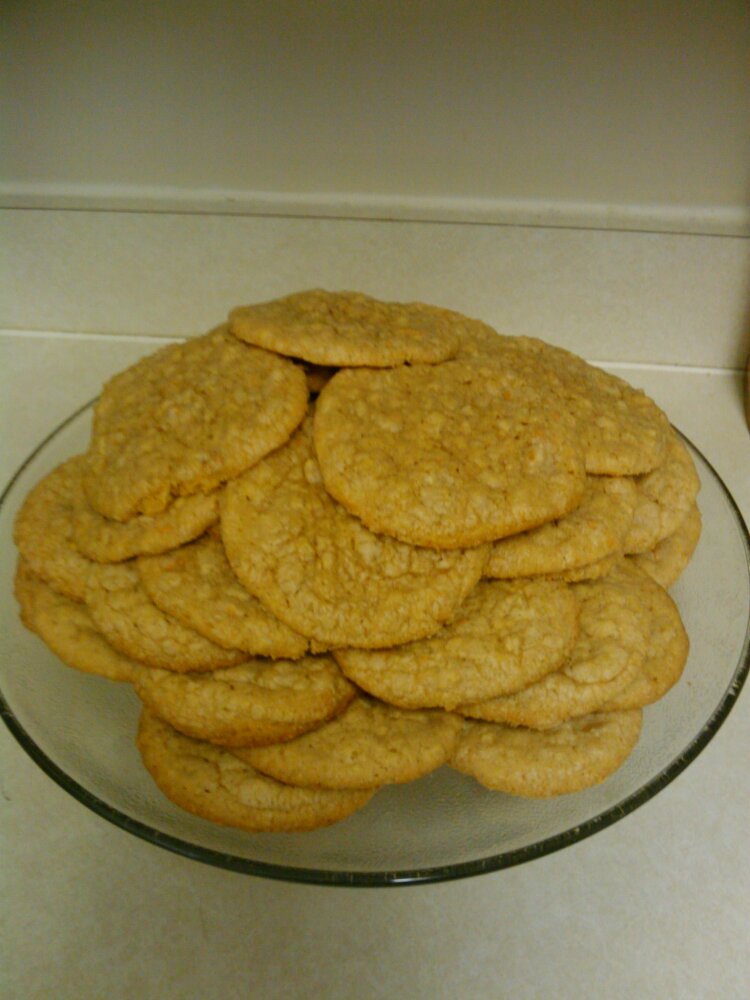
[334,578,580,710]
[74,488,220,563]
[85,561,246,672]
[629,503,702,589]
[228,289,460,367]
[603,566,689,710]
[220,417,488,649]
[15,559,137,682]
[13,456,94,601]
[450,710,643,796]
[137,710,375,832]
[459,565,650,728]
[485,476,638,579]
[235,695,464,789]
[547,552,620,583]
[132,655,355,747]
[137,534,313,658]
[313,359,586,548]
[83,326,308,521]
[623,432,701,554]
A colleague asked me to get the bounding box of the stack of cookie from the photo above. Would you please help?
[13,290,701,831]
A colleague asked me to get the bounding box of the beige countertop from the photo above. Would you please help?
[1,332,748,1000]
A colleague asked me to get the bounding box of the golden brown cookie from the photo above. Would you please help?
[228,289,460,367]
[137,710,375,832]
[74,489,220,563]
[83,327,308,521]
[85,561,246,672]
[484,476,638,579]
[450,710,642,797]
[313,359,586,548]
[15,559,137,682]
[132,655,355,747]
[624,432,701,554]
[629,503,702,589]
[220,417,488,649]
[235,696,464,789]
[137,534,313,658]
[459,565,650,728]
[334,578,580,710]
[13,456,94,601]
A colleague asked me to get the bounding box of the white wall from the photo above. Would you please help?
[3,0,750,234]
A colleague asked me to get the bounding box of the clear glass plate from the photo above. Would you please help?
[1,401,749,887]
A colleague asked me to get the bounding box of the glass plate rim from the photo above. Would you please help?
[1,402,749,888]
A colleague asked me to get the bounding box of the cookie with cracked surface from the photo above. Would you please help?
[458,334,670,476]
[83,326,308,521]
[15,559,137,682]
[629,503,702,589]
[132,655,355,747]
[314,359,586,548]
[74,488,220,563]
[228,288,460,367]
[485,476,638,579]
[334,578,580,710]
[220,417,488,649]
[602,564,689,710]
[235,696,464,789]
[623,432,701,554]
[85,561,246,672]
[137,534,314,658]
[13,456,94,601]
[459,565,650,728]
[450,710,642,797]
[137,710,375,832]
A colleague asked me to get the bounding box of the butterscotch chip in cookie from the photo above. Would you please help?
[132,655,355,747]
[137,534,313,658]
[83,327,308,521]
[459,565,650,728]
[459,334,670,476]
[85,562,246,672]
[137,710,375,832]
[624,432,701,554]
[13,456,94,601]
[314,359,586,548]
[15,560,136,682]
[229,289,460,367]
[334,579,580,710]
[602,564,689,710]
[235,696,464,789]
[221,417,487,649]
[74,488,220,563]
[485,476,638,579]
[450,710,642,797]
[629,503,702,589]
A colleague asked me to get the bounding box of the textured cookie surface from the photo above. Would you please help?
[137,710,374,832]
[485,476,638,579]
[450,710,642,796]
[132,655,355,747]
[221,417,488,649]
[236,696,464,788]
[85,561,246,672]
[74,489,220,563]
[15,560,137,682]
[460,565,650,728]
[13,456,94,601]
[138,534,312,658]
[629,503,702,589]
[229,289,460,367]
[83,327,308,521]
[624,433,701,554]
[334,578,580,710]
[314,359,586,548]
